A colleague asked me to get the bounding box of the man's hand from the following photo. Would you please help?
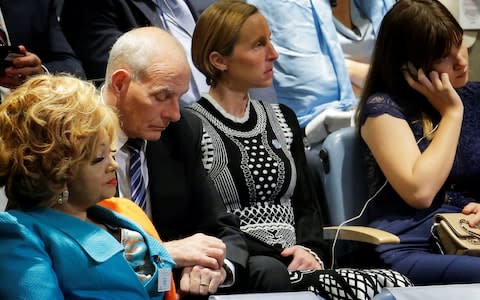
[280,246,323,271]
[179,265,226,296]
[0,45,44,89]
[164,233,226,269]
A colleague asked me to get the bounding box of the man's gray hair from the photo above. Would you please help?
[105,27,187,85]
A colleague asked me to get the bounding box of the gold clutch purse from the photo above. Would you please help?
[434,213,480,256]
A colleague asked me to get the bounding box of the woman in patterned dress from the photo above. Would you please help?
[187,1,411,299]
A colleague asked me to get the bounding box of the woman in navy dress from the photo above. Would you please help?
[357,0,480,285]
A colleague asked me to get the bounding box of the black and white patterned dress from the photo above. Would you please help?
[189,95,411,300]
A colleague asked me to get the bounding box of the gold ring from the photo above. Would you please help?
[200,283,209,286]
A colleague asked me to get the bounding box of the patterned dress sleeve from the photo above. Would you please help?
[278,104,330,262]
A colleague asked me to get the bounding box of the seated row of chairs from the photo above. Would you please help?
[211,124,480,298]
[2,123,480,298]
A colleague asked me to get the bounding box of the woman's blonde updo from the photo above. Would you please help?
[0,74,118,209]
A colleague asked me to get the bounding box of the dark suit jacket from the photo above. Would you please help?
[60,0,212,81]
[1,0,85,77]
[185,0,214,19]
[146,110,248,270]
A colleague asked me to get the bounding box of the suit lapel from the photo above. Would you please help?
[146,121,192,228]
[130,0,164,26]
[23,208,123,263]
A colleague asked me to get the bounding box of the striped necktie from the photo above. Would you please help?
[125,138,147,211]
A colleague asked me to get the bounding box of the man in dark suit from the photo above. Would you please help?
[0,0,84,90]
[60,0,277,105]
[61,0,211,104]
[103,26,251,298]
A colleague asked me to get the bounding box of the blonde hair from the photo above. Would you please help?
[191,0,258,87]
[0,74,119,209]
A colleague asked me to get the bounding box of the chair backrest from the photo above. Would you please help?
[318,126,368,226]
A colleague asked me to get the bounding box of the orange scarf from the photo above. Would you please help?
[99,197,177,300]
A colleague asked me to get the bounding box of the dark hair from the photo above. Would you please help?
[356,0,463,131]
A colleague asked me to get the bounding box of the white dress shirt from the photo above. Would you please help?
[115,130,153,219]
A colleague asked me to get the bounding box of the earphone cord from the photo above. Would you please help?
[329,179,387,269]
[329,123,439,269]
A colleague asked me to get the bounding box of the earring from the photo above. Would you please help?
[58,190,69,205]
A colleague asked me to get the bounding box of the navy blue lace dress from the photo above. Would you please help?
[359,82,480,285]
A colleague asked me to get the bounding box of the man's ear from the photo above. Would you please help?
[110,69,131,95]
[209,51,228,72]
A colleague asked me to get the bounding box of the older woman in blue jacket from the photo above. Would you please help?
[0,74,174,299]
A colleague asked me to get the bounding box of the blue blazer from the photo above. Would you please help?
[0,205,174,300]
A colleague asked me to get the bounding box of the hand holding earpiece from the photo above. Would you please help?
[404,68,463,118]
[402,61,418,81]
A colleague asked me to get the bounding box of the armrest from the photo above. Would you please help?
[323,226,400,245]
